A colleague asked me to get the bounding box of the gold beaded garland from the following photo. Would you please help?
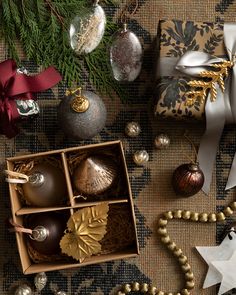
[208,213,217,222]
[118,201,236,295]
[223,206,234,216]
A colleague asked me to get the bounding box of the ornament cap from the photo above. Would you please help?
[30,226,49,242]
[188,163,200,171]
[28,172,45,186]
[68,88,90,113]
[123,23,128,32]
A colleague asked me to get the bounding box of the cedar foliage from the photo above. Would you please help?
[0,0,126,99]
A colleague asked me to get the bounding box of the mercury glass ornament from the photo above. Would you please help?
[34,272,47,291]
[55,291,67,295]
[133,150,149,166]
[73,155,117,195]
[15,284,32,295]
[69,0,106,55]
[172,163,204,197]
[22,163,67,207]
[58,88,107,140]
[154,133,170,149]
[26,212,66,255]
[110,23,143,82]
[125,121,141,137]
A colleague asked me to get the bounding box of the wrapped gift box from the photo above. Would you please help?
[6,140,139,274]
[155,19,226,120]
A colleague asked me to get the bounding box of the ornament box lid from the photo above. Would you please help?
[6,140,139,274]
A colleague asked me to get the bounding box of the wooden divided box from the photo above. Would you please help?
[6,140,139,274]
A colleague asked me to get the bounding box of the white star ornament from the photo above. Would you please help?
[212,250,236,295]
[196,231,236,289]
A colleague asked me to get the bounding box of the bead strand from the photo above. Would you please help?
[118,204,236,295]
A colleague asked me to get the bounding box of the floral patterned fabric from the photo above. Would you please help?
[155,20,226,120]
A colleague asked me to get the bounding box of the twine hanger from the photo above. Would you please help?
[118,0,139,24]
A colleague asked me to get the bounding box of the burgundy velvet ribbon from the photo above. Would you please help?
[0,59,62,138]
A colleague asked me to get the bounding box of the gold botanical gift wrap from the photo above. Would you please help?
[155,20,236,195]
[155,19,225,120]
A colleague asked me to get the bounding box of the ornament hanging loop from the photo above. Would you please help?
[182,131,199,164]
[5,170,29,184]
[118,0,139,24]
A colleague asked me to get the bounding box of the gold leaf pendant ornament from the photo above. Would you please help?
[60,203,109,262]
[185,60,234,106]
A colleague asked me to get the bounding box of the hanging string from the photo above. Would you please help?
[118,0,139,24]
[180,131,199,164]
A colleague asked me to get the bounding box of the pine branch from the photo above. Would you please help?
[0,0,126,101]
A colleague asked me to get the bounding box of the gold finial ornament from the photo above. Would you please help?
[185,60,234,106]
[67,87,90,113]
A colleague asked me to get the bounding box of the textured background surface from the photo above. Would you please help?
[1,0,236,294]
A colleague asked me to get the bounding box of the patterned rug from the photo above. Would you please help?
[1,0,236,294]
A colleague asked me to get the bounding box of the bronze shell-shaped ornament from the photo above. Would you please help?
[73,156,118,195]
[172,163,204,197]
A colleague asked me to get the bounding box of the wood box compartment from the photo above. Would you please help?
[6,141,139,274]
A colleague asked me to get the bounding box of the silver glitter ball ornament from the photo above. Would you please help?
[34,272,47,291]
[58,88,107,140]
[14,284,32,295]
[133,150,149,166]
[125,121,141,137]
[154,133,170,149]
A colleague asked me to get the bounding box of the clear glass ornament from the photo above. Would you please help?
[110,23,143,82]
[69,1,106,55]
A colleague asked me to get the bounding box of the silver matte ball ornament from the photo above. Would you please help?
[58,88,107,140]
[154,133,170,149]
[125,121,141,137]
[133,150,149,166]
[14,284,32,295]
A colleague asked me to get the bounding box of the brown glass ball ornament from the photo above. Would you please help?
[73,155,117,195]
[172,163,204,197]
[22,163,67,207]
[25,212,66,255]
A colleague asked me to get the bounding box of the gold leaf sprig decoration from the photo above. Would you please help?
[185,60,234,106]
[60,203,109,262]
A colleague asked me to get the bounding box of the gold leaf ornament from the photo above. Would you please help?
[60,203,109,262]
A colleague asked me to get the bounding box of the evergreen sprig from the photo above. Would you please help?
[0,0,126,100]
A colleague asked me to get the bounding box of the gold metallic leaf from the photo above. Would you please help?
[60,203,109,262]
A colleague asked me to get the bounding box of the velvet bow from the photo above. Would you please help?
[0,59,62,138]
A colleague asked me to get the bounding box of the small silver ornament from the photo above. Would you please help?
[14,284,32,295]
[125,121,141,137]
[34,272,47,291]
[154,133,170,149]
[54,291,67,295]
[133,150,149,166]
